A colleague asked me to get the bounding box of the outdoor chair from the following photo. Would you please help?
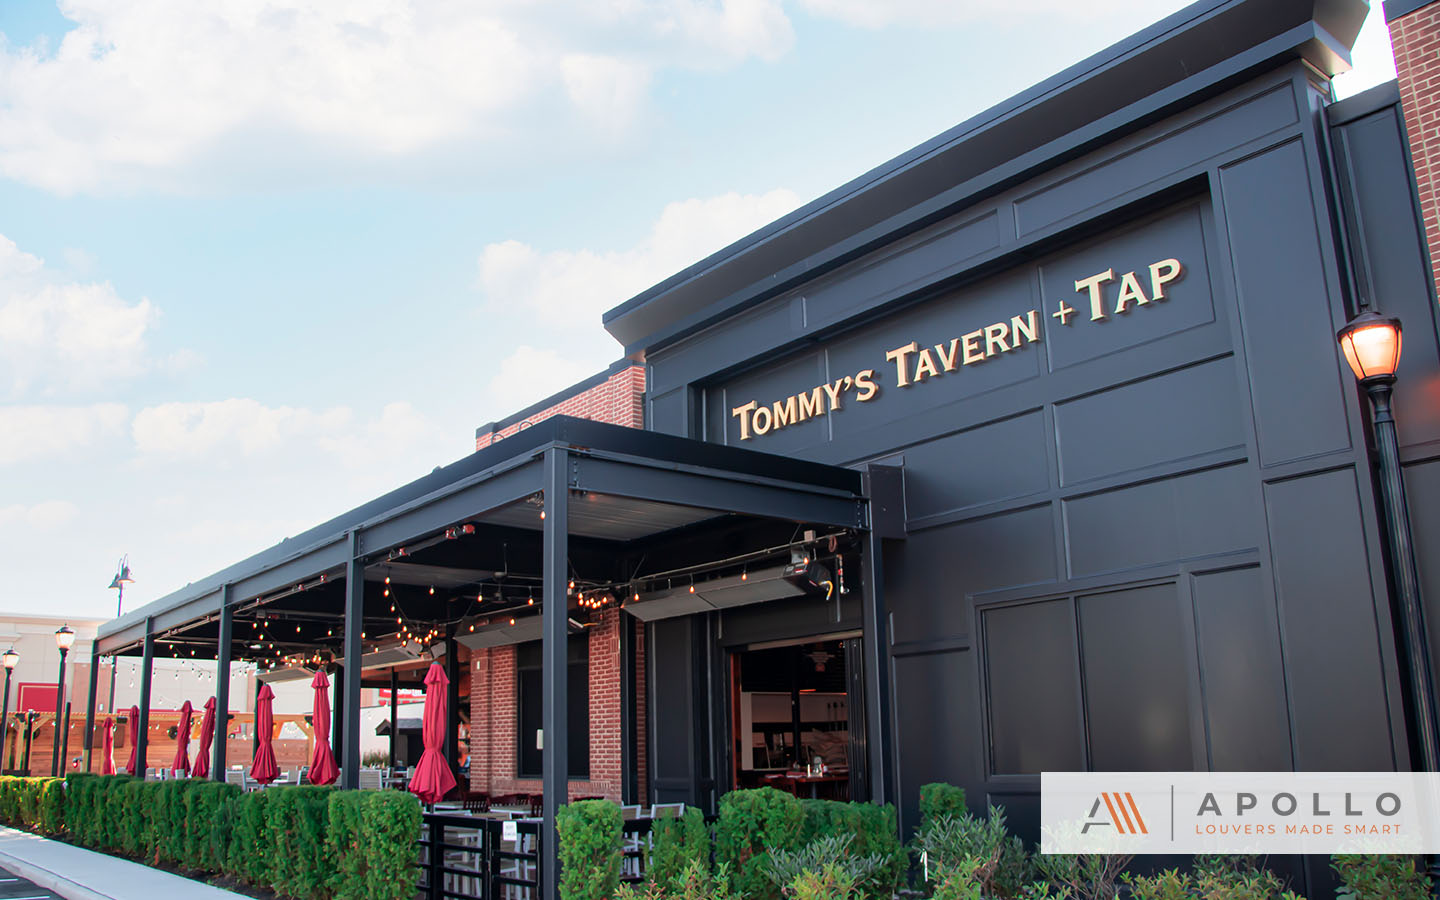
[620,806,643,879]
[649,802,685,819]
[358,768,383,790]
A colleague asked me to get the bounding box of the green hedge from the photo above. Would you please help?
[918,782,967,830]
[557,799,623,900]
[0,774,419,900]
[715,787,807,900]
[646,806,711,891]
[799,798,905,896]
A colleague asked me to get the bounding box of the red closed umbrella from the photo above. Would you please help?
[250,683,279,785]
[172,701,194,775]
[124,705,139,775]
[101,717,115,775]
[307,670,339,786]
[408,662,457,804]
[191,697,215,779]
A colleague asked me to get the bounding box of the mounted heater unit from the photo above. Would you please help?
[456,614,586,650]
[625,559,836,622]
[258,665,316,684]
[361,644,422,670]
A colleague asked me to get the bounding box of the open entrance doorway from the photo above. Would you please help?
[731,634,862,800]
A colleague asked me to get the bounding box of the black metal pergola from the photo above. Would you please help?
[90,415,892,899]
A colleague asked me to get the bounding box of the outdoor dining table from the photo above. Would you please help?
[786,772,849,800]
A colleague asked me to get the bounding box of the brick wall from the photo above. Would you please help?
[475,365,645,451]
[1392,2,1440,293]
[468,609,644,801]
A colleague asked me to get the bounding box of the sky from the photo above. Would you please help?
[0,0,1400,620]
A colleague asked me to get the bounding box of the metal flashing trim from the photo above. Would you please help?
[1387,0,1434,22]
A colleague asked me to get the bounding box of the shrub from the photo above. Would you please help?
[715,788,806,900]
[920,783,968,830]
[327,788,422,900]
[183,781,239,871]
[798,799,905,896]
[36,777,65,835]
[914,805,1033,898]
[557,799,623,900]
[1124,858,1306,900]
[361,749,389,767]
[766,834,883,895]
[266,785,336,899]
[1333,855,1429,900]
[1033,851,1132,900]
[228,788,273,885]
[617,860,743,900]
[646,806,711,891]
[351,789,422,900]
[787,862,860,900]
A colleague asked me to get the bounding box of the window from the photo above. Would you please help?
[516,636,589,779]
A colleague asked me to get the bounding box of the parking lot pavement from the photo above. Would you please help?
[0,865,63,900]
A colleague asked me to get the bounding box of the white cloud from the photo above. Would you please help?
[0,403,128,464]
[131,399,351,458]
[0,500,79,532]
[476,188,801,325]
[797,0,1183,28]
[486,345,605,414]
[0,233,164,396]
[0,0,794,193]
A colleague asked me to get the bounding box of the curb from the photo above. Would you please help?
[0,843,109,900]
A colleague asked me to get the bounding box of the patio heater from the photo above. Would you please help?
[51,624,75,776]
[0,649,16,773]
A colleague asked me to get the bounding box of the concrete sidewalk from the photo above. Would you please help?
[0,827,247,900]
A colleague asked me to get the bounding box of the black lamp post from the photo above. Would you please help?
[0,649,17,774]
[107,558,133,716]
[1338,311,1440,893]
[21,711,35,774]
[50,625,74,777]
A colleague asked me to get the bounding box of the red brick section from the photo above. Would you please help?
[468,608,645,801]
[1393,2,1440,292]
[475,365,645,450]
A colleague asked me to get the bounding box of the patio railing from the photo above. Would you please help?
[416,813,654,900]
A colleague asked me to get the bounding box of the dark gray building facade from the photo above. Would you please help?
[605,0,1440,884]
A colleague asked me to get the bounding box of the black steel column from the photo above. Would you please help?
[333,665,345,767]
[541,447,570,900]
[136,620,155,776]
[388,669,398,767]
[341,531,364,788]
[83,651,100,773]
[445,626,459,782]
[620,614,637,804]
[213,589,233,779]
[860,526,895,807]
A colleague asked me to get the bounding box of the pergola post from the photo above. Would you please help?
[620,615,637,804]
[341,531,364,789]
[541,447,570,900]
[860,525,894,807]
[136,619,155,776]
[388,669,398,768]
[213,588,233,780]
[333,665,345,768]
[445,626,459,784]
[82,649,99,773]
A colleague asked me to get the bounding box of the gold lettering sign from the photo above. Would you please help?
[730,256,1184,440]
